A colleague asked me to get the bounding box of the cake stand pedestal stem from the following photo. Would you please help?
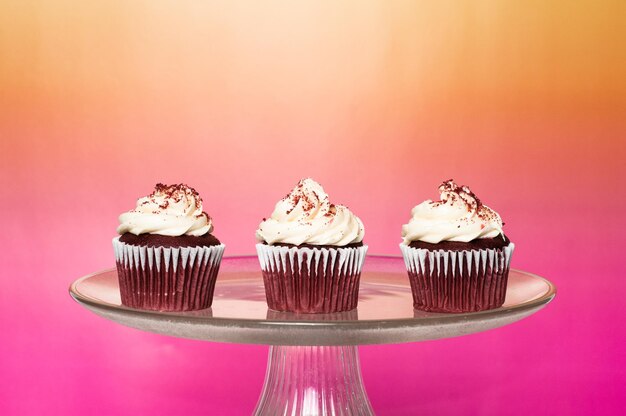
[253,345,374,416]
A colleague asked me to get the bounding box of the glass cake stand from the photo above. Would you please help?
[69,255,556,416]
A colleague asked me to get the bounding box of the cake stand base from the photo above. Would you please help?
[254,346,374,416]
[70,258,556,415]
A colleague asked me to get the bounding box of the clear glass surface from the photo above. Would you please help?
[69,255,556,346]
[254,346,374,416]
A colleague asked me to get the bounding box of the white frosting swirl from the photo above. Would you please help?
[401,180,504,244]
[117,184,213,237]
[256,178,364,246]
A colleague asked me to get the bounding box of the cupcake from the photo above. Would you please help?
[400,180,514,313]
[113,183,225,311]
[256,178,367,313]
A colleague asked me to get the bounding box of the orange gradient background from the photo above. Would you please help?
[1,1,624,415]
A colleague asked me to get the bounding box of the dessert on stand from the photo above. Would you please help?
[70,256,555,415]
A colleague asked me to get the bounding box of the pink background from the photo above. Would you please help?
[1,1,624,415]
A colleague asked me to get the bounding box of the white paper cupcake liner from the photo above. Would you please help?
[399,243,514,312]
[113,237,225,311]
[256,243,368,313]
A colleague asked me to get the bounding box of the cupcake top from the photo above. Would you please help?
[256,178,364,246]
[401,180,504,245]
[117,183,213,237]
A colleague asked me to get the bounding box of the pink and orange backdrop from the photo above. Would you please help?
[1,1,624,415]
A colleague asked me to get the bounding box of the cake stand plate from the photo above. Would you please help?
[70,255,555,415]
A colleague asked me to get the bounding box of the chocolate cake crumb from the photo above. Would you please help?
[437,179,491,218]
[409,235,510,251]
[120,232,220,247]
[151,183,203,208]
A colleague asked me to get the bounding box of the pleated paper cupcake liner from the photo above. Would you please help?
[400,243,514,313]
[256,244,368,313]
[113,237,225,311]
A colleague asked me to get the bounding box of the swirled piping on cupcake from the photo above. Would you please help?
[256,178,364,246]
[401,180,504,245]
[117,183,213,237]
